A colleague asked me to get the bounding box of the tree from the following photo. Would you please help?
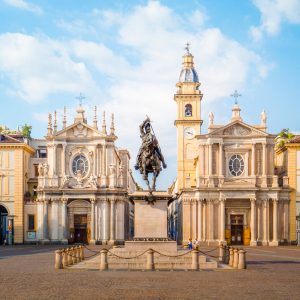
[21,124,32,138]
[277,128,294,148]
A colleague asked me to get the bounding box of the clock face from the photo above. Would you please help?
[184,127,195,139]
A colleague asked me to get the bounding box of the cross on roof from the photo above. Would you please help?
[185,42,190,54]
[230,90,242,104]
[75,93,86,106]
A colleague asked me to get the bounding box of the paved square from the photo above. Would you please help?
[1,245,300,299]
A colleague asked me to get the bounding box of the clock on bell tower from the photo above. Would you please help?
[174,44,203,190]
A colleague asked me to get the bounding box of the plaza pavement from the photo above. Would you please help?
[0,244,300,300]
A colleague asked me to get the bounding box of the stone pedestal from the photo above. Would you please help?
[126,191,177,251]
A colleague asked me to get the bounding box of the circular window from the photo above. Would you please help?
[72,154,89,176]
[229,154,244,176]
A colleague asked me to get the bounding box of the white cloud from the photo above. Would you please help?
[0,1,272,188]
[4,0,43,15]
[250,0,300,41]
[0,33,99,102]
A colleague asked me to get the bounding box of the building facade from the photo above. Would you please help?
[169,47,290,246]
[0,134,35,244]
[275,136,300,243]
[28,105,136,245]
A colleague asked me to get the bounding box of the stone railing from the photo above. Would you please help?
[54,246,84,269]
[218,245,246,270]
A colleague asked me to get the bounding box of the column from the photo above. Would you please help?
[283,200,289,240]
[251,143,256,176]
[208,144,213,176]
[250,198,257,246]
[192,200,197,239]
[43,199,49,241]
[51,199,59,240]
[116,200,125,241]
[93,145,97,176]
[61,198,68,241]
[101,144,107,186]
[102,200,110,242]
[271,198,279,245]
[203,201,206,241]
[262,199,268,245]
[220,199,225,243]
[90,199,95,243]
[37,200,44,240]
[53,144,57,175]
[61,145,66,175]
[257,202,261,241]
[219,143,223,176]
[182,199,191,244]
[262,143,266,176]
[197,199,203,241]
[208,200,214,243]
[109,199,116,244]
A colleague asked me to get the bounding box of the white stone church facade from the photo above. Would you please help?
[25,105,135,245]
[169,48,290,246]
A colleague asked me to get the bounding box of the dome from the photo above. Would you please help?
[179,68,199,83]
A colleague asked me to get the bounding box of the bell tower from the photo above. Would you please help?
[174,44,203,190]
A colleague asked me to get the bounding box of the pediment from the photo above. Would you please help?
[209,121,268,137]
[54,122,104,139]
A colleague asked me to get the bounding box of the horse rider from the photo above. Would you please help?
[134,117,167,171]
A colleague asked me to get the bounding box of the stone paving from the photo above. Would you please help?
[0,245,300,299]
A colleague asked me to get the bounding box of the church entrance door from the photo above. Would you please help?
[74,214,87,244]
[0,205,8,245]
[230,215,244,245]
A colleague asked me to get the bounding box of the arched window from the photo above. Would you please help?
[185,104,192,117]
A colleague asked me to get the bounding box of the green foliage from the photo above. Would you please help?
[277,128,294,149]
[21,124,32,138]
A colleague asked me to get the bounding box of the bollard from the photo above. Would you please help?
[55,250,63,269]
[238,249,247,270]
[62,249,68,268]
[71,247,77,265]
[67,248,73,266]
[80,245,85,261]
[191,249,199,270]
[100,249,108,271]
[75,246,80,263]
[225,246,230,264]
[233,248,239,269]
[229,247,234,267]
[219,245,225,263]
[146,249,155,270]
[76,246,81,262]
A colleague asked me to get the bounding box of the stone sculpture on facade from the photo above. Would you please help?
[134,117,167,193]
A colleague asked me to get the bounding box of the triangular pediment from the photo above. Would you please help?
[208,120,269,137]
[53,121,105,139]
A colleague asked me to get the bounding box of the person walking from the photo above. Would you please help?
[194,238,199,250]
[188,238,193,250]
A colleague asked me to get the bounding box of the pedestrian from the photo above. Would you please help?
[188,238,193,250]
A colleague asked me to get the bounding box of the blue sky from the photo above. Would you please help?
[0,0,299,189]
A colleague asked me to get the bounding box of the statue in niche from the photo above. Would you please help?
[38,163,44,177]
[43,163,49,176]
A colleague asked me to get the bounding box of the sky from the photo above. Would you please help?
[0,0,299,189]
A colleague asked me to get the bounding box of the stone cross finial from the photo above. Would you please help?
[185,42,190,54]
[230,90,242,104]
[63,106,67,129]
[76,93,85,106]
[102,111,107,134]
[93,106,98,130]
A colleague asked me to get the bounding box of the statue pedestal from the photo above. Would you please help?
[125,191,177,252]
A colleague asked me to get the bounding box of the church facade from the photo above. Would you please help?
[169,48,290,246]
[24,105,135,245]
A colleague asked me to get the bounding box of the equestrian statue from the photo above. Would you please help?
[134,116,167,193]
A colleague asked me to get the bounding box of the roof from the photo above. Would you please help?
[0,134,26,144]
[288,136,300,144]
